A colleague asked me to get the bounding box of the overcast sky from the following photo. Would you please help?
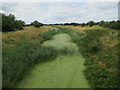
[1,1,119,24]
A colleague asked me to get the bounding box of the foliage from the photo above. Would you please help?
[50,20,120,30]
[72,29,119,88]
[55,27,119,88]
[87,21,95,27]
[40,30,57,41]
[2,27,78,88]
[81,23,85,27]
[14,20,25,30]
[99,20,105,26]
[2,42,58,88]
[2,14,25,32]
[31,20,43,28]
[102,20,120,30]
[2,28,57,88]
[2,12,119,88]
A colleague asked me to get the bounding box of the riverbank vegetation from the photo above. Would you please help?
[76,29,119,88]
[2,25,119,88]
[2,13,119,88]
[2,26,55,88]
[60,27,119,88]
[2,26,80,88]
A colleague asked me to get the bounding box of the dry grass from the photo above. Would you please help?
[2,26,53,49]
[55,25,102,33]
[100,31,118,49]
[57,25,118,49]
[58,25,118,73]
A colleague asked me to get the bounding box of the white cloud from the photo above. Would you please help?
[2,0,120,2]
[0,10,4,13]
[2,2,118,24]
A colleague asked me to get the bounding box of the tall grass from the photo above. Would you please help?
[70,29,119,88]
[2,26,55,88]
[2,41,58,88]
[54,27,119,88]
[2,27,79,88]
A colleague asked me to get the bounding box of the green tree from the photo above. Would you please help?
[31,20,43,28]
[88,21,95,27]
[103,22,109,28]
[2,14,15,32]
[81,23,85,27]
[99,20,105,26]
[2,14,25,32]
[15,20,25,30]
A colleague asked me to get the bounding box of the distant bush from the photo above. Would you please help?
[99,20,105,26]
[81,23,85,27]
[31,20,43,28]
[2,14,25,32]
[87,21,95,27]
[71,22,79,26]
[102,20,120,30]
[61,20,120,30]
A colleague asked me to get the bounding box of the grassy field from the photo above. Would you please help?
[55,25,102,33]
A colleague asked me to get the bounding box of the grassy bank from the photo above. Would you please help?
[80,29,119,88]
[2,26,55,88]
[68,27,119,88]
[2,26,81,88]
[51,26,119,88]
[3,43,58,88]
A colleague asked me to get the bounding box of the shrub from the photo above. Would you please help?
[40,30,57,40]
[87,21,95,27]
[100,20,120,30]
[31,20,43,28]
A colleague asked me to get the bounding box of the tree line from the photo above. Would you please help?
[2,14,43,32]
[51,20,120,30]
[2,14,25,32]
[2,13,120,32]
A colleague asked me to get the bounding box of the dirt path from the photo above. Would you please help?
[15,33,90,88]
